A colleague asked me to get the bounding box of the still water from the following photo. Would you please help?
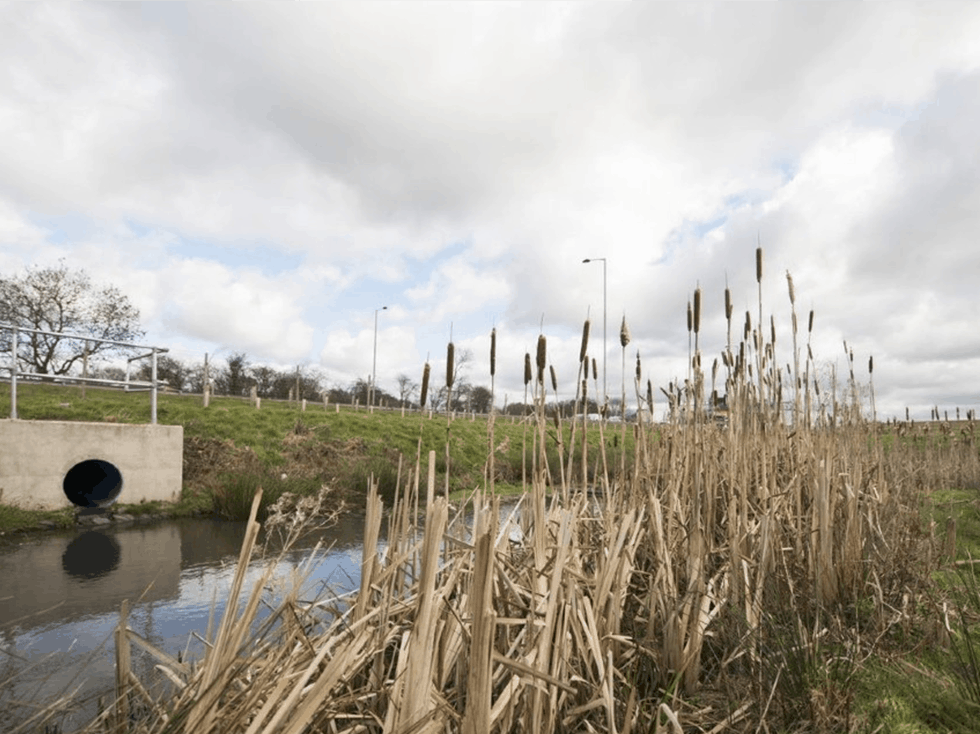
[0,515,375,731]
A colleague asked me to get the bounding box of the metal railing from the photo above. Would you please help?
[1,322,169,424]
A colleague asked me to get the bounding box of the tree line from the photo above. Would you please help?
[1,262,506,412]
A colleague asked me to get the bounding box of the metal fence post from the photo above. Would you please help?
[9,326,17,420]
[151,348,158,425]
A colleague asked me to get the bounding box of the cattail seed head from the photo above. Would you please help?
[744,311,751,340]
[490,328,496,377]
[756,246,763,283]
[591,357,598,381]
[647,379,653,412]
[687,301,692,333]
[725,287,733,320]
[524,353,532,386]
[620,315,631,347]
[868,355,873,374]
[635,351,641,383]
[550,364,558,392]
[808,309,814,334]
[579,319,590,364]
[446,342,455,389]
[420,362,430,407]
[693,288,701,334]
[770,316,776,345]
[786,271,795,305]
[536,334,547,383]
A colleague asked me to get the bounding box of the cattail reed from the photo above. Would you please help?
[446,342,455,389]
[579,319,590,364]
[687,301,693,334]
[536,335,547,385]
[490,328,496,377]
[635,352,641,384]
[592,357,598,382]
[420,362,430,408]
[808,309,814,334]
[620,315,631,347]
[550,365,558,393]
[756,245,763,283]
[524,352,532,386]
[693,288,701,335]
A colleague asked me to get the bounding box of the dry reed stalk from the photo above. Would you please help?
[354,480,383,623]
[462,500,497,734]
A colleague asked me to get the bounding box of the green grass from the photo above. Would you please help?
[845,484,980,733]
[0,382,629,526]
[0,503,74,535]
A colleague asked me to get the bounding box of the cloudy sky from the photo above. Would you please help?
[2,2,978,420]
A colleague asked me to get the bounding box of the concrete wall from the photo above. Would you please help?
[0,419,183,510]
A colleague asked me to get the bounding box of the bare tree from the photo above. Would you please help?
[221,352,254,396]
[396,373,419,407]
[139,355,193,391]
[0,262,144,375]
[469,385,494,413]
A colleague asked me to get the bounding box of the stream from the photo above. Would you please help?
[0,514,374,732]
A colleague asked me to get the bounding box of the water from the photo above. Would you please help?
[0,501,525,732]
[0,516,372,732]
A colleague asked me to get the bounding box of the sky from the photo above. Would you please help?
[1,2,978,420]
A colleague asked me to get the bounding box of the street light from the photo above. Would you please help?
[582,258,607,404]
[370,306,388,408]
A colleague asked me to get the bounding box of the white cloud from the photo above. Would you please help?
[1,3,979,418]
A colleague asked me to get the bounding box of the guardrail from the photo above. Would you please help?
[1,322,169,424]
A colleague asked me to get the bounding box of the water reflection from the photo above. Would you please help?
[61,531,122,579]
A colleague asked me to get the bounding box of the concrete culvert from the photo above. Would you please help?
[63,459,123,508]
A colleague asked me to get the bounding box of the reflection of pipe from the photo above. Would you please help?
[62,531,121,579]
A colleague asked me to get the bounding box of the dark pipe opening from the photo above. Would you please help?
[63,459,123,508]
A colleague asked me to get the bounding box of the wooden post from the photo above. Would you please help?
[250,385,258,406]
[115,599,131,729]
[203,353,210,408]
[301,399,307,412]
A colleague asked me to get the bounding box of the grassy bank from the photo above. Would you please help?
[0,382,625,529]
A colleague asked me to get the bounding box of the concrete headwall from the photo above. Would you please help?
[0,419,183,510]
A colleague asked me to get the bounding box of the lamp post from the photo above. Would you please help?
[370,306,388,408]
[582,258,607,404]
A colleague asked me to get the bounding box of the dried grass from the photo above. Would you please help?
[53,254,980,734]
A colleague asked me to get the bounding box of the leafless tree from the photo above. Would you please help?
[0,262,143,375]
[396,373,419,407]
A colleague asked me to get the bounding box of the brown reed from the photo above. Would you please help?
[71,256,980,734]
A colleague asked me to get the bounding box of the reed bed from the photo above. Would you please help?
[22,253,979,733]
